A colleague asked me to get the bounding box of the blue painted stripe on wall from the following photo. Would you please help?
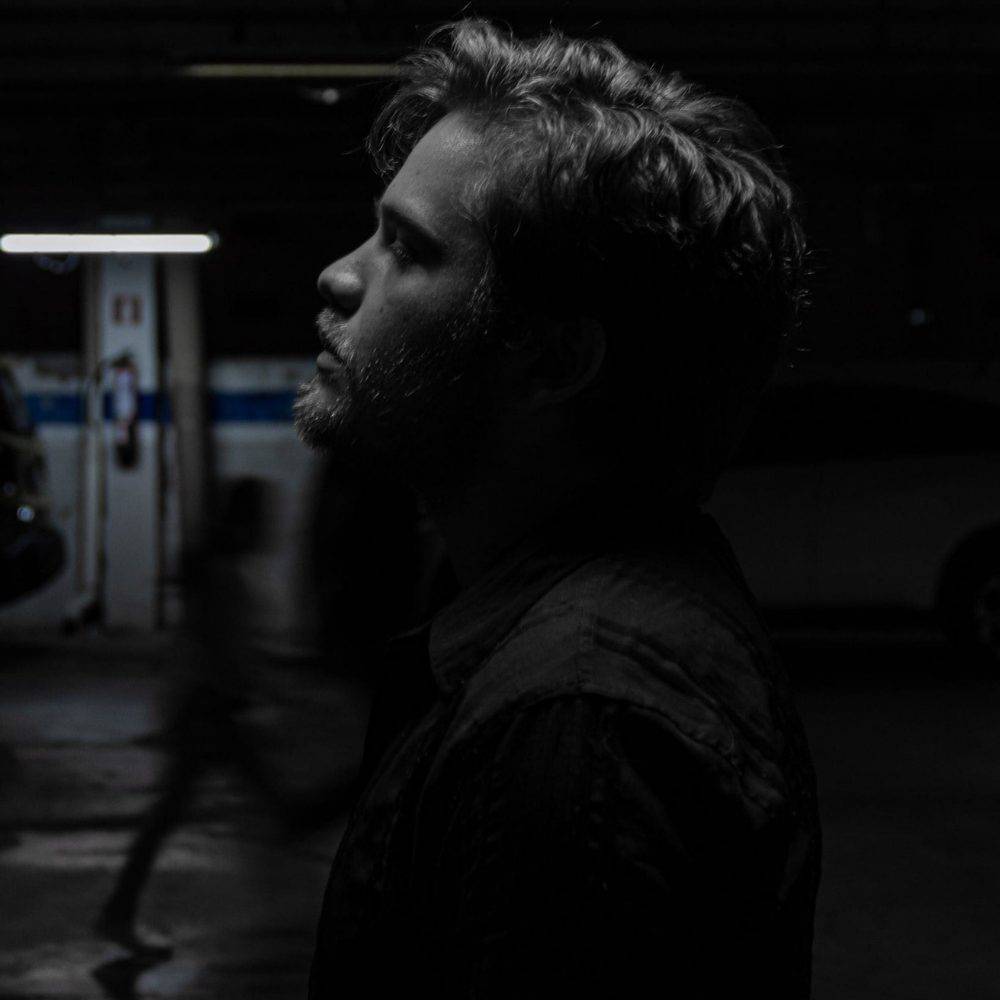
[25,393,85,425]
[211,391,296,422]
[24,390,297,424]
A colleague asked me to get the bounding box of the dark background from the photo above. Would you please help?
[2,0,998,368]
[2,7,999,999]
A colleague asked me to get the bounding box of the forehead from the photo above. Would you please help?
[382,113,488,248]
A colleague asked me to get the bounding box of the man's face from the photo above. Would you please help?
[294,113,502,485]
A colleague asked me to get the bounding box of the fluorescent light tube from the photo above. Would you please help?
[181,62,398,79]
[0,233,217,254]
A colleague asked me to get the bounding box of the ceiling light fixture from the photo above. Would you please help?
[180,62,399,79]
[1,234,217,254]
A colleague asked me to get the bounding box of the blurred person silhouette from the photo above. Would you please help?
[94,470,451,959]
[304,457,456,694]
[93,476,275,957]
[282,458,456,834]
[294,18,821,999]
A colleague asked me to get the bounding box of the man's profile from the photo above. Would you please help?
[296,18,820,998]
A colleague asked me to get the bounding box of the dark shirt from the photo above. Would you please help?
[309,503,821,998]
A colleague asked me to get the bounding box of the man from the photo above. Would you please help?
[295,18,820,998]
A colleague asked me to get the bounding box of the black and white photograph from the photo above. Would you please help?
[1,3,997,997]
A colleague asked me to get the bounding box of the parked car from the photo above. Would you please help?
[0,361,64,603]
[707,380,1000,661]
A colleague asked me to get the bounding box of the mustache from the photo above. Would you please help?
[315,308,348,361]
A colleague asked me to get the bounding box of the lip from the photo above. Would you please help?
[316,349,345,375]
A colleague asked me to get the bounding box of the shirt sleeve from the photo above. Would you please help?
[412,693,773,999]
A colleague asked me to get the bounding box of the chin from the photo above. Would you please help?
[293,378,348,450]
[292,380,387,478]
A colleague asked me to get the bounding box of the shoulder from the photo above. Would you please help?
[438,548,797,816]
[506,547,770,683]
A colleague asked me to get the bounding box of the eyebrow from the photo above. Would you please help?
[372,195,445,252]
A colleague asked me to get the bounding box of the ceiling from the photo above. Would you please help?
[2,1,997,225]
[2,2,998,361]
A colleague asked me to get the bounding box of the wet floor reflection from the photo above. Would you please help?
[92,953,168,1000]
[2,624,997,998]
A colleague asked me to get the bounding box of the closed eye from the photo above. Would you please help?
[372,195,441,268]
[372,199,416,268]
[386,235,415,267]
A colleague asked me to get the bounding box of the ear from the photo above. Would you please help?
[523,314,607,411]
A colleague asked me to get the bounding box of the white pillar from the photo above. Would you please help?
[69,257,105,626]
[98,254,161,629]
[163,255,210,560]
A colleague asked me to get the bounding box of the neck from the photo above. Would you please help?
[420,430,602,588]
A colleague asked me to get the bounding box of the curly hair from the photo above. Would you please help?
[367,18,808,501]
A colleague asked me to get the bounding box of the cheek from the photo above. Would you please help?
[364,294,435,350]
[342,295,395,362]
[351,266,475,363]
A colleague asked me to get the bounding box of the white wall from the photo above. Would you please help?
[1,354,323,642]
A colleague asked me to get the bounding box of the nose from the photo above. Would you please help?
[317,250,364,315]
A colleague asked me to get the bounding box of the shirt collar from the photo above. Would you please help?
[427,493,707,696]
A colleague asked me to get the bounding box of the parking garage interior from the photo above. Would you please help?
[2,3,999,998]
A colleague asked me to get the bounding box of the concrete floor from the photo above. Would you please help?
[0,630,368,1000]
[1,626,998,999]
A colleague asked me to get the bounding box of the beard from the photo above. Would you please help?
[294,275,502,491]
